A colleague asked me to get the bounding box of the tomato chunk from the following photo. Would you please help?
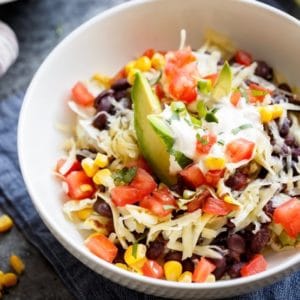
[111,186,142,206]
[196,133,217,155]
[225,138,255,163]
[205,169,225,187]
[85,233,118,263]
[234,50,253,66]
[65,171,95,200]
[192,257,216,282]
[202,197,236,216]
[204,73,218,86]
[155,83,165,100]
[240,254,267,277]
[153,187,177,206]
[126,157,152,173]
[248,83,272,103]
[187,190,210,212]
[179,164,205,189]
[273,198,300,237]
[230,91,242,106]
[71,82,94,106]
[142,260,164,279]
[143,48,155,59]
[56,159,81,176]
[140,195,171,217]
[130,168,157,197]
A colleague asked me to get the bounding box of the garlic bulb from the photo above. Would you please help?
[0,21,18,77]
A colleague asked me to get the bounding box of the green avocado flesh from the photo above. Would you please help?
[132,72,177,185]
[212,61,232,101]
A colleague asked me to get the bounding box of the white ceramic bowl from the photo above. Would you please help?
[18,0,300,298]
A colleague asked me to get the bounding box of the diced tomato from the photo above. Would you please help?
[204,169,225,187]
[248,83,272,103]
[71,82,95,106]
[187,190,210,212]
[204,73,218,86]
[153,187,177,207]
[130,168,157,197]
[169,71,198,103]
[111,186,143,206]
[65,171,95,200]
[273,198,300,237]
[202,197,236,216]
[179,164,205,189]
[234,50,253,66]
[140,195,171,217]
[225,138,255,163]
[196,133,217,155]
[155,83,165,100]
[230,91,242,106]
[165,47,196,70]
[192,257,216,283]
[85,233,118,263]
[240,254,267,277]
[56,159,81,176]
[126,157,152,173]
[142,260,164,279]
[143,48,155,59]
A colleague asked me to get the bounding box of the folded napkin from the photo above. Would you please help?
[0,1,299,300]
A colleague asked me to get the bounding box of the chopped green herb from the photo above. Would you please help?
[113,167,137,185]
[205,112,219,123]
[171,101,186,114]
[172,150,193,168]
[197,79,212,95]
[231,124,253,135]
[197,101,207,118]
[132,243,138,258]
[217,140,225,146]
[190,115,202,128]
[211,107,219,114]
[196,133,209,145]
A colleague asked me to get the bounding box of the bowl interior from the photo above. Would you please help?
[18,0,300,295]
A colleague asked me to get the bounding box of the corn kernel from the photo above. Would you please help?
[151,53,166,70]
[81,157,98,177]
[92,169,112,186]
[258,106,274,123]
[125,60,137,75]
[0,270,4,286]
[0,215,13,233]
[224,195,240,206]
[124,244,147,269]
[272,104,283,119]
[94,153,109,168]
[75,208,93,221]
[10,255,25,275]
[135,56,152,72]
[205,274,216,282]
[2,273,17,288]
[115,263,129,271]
[204,156,226,170]
[163,261,182,281]
[92,73,111,88]
[127,68,139,85]
[178,271,192,283]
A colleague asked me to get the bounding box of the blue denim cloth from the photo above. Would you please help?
[0,1,299,300]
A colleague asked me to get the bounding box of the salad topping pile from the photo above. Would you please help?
[55,31,300,282]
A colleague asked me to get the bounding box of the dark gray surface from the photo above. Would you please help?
[0,0,299,300]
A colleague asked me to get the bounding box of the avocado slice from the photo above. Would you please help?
[211,61,232,101]
[132,72,177,185]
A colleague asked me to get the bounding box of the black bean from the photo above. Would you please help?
[285,135,296,147]
[210,257,227,280]
[94,89,114,109]
[250,225,270,253]
[279,119,291,137]
[278,83,292,93]
[263,201,274,219]
[182,258,195,272]
[114,89,129,101]
[92,113,108,130]
[226,219,235,230]
[146,241,165,260]
[255,61,274,81]
[258,167,268,179]
[228,250,241,263]
[225,172,248,191]
[227,262,245,278]
[111,78,130,91]
[164,251,182,262]
[113,245,124,264]
[227,234,246,254]
[93,199,112,218]
[170,182,184,195]
[94,95,115,114]
[212,231,228,247]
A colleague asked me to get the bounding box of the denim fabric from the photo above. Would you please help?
[0,1,299,300]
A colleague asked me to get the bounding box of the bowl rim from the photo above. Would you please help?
[18,0,300,291]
